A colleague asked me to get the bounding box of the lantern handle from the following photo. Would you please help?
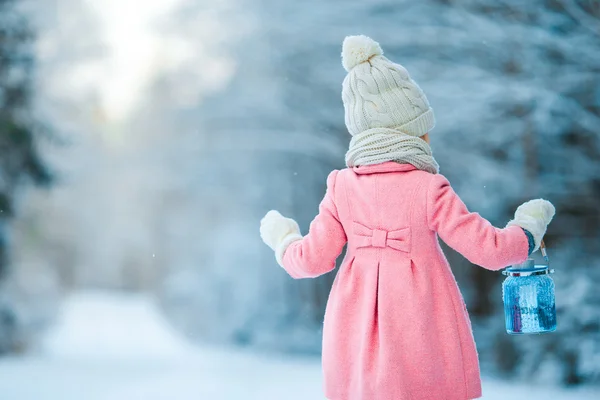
[540,239,550,265]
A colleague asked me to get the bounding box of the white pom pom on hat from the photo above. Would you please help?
[341,35,383,72]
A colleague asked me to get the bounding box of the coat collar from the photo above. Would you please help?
[352,162,419,175]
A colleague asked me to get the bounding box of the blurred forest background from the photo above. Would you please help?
[0,0,599,390]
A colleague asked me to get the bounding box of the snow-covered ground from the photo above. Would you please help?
[0,292,597,400]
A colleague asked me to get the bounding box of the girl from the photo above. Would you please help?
[259,35,555,400]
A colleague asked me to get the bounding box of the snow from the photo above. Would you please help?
[41,292,192,360]
[0,292,597,400]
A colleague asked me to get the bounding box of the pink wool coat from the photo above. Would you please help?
[281,162,529,400]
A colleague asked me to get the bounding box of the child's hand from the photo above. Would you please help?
[260,211,303,263]
[507,199,555,252]
[514,199,555,223]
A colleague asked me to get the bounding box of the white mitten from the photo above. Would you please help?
[507,199,555,252]
[260,210,303,266]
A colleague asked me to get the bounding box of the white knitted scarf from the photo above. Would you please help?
[345,128,439,174]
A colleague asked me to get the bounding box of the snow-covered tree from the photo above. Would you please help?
[0,0,52,353]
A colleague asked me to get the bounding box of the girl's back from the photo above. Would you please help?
[259,36,555,400]
[284,163,526,400]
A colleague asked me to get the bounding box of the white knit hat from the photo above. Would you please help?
[341,35,435,137]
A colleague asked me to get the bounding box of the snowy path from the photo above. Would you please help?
[0,292,596,400]
[0,350,323,400]
[1,354,598,400]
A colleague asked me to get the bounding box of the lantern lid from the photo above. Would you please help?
[502,259,554,277]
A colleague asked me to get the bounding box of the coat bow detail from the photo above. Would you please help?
[352,222,411,253]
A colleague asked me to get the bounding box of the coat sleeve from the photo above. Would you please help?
[281,170,347,279]
[427,174,529,270]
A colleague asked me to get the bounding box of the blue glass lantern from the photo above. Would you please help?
[501,243,557,334]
